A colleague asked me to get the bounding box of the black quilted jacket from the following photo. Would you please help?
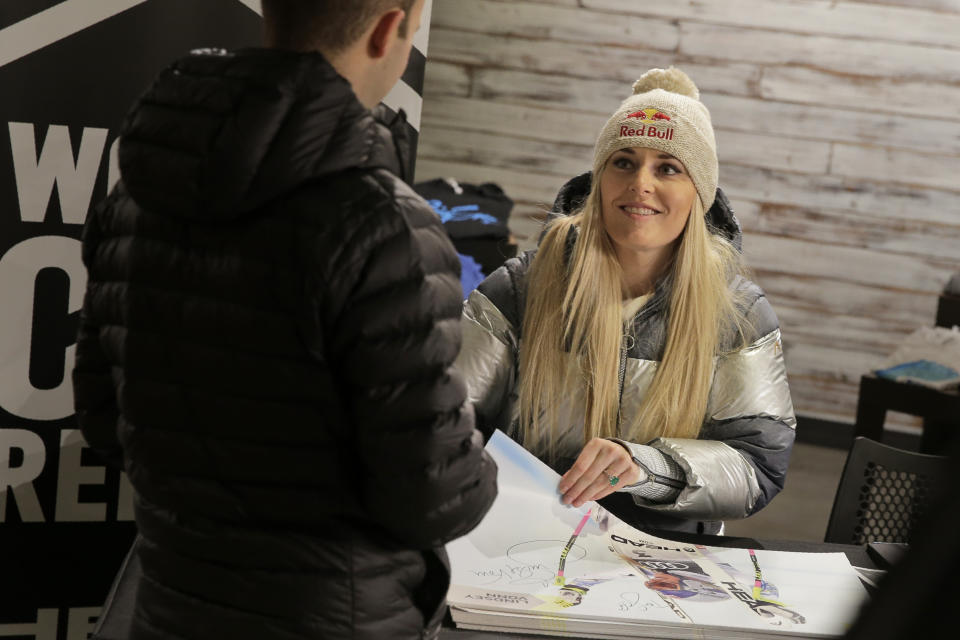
[73,48,497,640]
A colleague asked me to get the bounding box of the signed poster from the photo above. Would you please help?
[447,431,868,638]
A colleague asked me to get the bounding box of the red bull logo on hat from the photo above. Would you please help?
[625,108,672,123]
[620,107,675,141]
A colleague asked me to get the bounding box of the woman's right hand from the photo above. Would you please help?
[558,438,647,508]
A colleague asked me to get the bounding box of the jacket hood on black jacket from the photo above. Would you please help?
[118,48,406,222]
[550,171,743,251]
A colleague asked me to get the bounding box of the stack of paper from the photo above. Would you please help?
[447,432,869,639]
[874,326,960,390]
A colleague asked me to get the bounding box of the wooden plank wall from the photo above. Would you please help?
[416,0,960,430]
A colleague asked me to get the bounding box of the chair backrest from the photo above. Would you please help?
[824,437,950,544]
[936,292,960,328]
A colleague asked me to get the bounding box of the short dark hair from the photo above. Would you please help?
[262,0,416,54]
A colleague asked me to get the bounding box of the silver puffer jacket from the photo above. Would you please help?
[455,177,796,535]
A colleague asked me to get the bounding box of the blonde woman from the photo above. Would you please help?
[456,68,795,535]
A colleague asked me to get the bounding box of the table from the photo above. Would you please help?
[854,373,960,454]
[91,533,875,640]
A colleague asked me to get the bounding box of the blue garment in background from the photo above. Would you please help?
[458,252,485,299]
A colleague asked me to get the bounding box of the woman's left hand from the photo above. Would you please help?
[558,438,644,508]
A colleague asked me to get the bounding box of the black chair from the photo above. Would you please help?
[824,437,949,545]
[935,290,960,329]
[842,434,960,640]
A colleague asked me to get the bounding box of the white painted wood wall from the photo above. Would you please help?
[416,0,960,430]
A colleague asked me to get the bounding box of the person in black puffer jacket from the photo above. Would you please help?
[71,1,497,639]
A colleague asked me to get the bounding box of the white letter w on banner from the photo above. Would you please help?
[8,122,108,224]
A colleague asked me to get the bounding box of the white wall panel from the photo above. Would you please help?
[417,0,960,427]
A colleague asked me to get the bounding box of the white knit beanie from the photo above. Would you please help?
[593,67,718,211]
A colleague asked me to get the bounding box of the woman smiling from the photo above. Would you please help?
[455,67,796,535]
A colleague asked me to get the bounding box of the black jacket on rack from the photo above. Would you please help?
[73,48,497,640]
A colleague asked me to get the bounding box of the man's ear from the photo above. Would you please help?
[367,8,405,59]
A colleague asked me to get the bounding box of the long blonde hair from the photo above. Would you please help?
[517,169,747,459]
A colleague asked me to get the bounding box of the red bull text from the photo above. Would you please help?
[619,124,674,140]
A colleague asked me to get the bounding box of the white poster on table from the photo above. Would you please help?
[447,431,869,639]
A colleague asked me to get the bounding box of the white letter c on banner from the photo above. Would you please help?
[0,236,85,420]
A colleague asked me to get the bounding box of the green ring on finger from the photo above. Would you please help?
[605,471,619,486]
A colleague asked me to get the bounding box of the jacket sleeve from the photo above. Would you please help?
[72,199,124,469]
[322,181,497,550]
[456,286,520,441]
[629,296,796,520]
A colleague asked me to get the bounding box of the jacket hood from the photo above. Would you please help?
[549,171,742,251]
[118,48,406,222]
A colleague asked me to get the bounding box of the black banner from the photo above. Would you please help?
[0,0,431,635]
[0,2,261,636]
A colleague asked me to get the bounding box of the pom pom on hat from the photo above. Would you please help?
[593,66,717,210]
[631,67,699,100]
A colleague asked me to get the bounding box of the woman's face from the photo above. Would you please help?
[599,147,696,264]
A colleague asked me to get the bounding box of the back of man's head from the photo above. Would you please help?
[262,0,416,54]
